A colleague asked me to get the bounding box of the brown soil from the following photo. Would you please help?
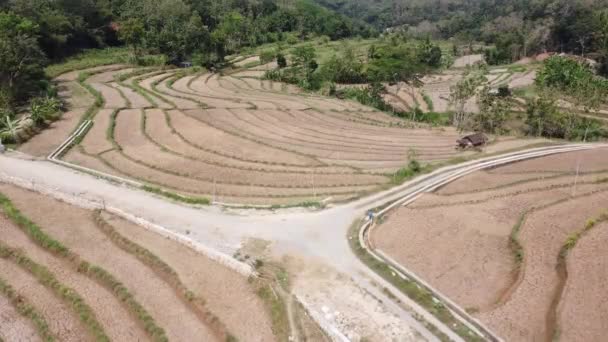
[489,148,608,174]
[112,83,152,108]
[143,109,354,173]
[171,76,251,109]
[0,258,88,342]
[100,212,276,341]
[86,68,134,83]
[372,188,577,311]
[0,200,147,341]
[478,191,608,341]
[90,83,127,109]
[411,172,608,208]
[63,148,126,177]
[81,109,114,155]
[558,222,608,342]
[114,109,385,188]
[374,149,608,341]
[172,109,319,166]
[18,82,92,157]
[143,74,200,109]
[436,170,562,195]
[0,294,41,342]
[50,64,548,205]
[0,184,217,341]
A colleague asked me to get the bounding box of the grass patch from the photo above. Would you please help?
[421,91,434,112]
[141,185,211,205]
[0,275,55,342]
[0,192,168,342]
[389,159,430,185]
[251,264,291,342]
[559,211,608,260]
[45,48,166,79]
[46,48,132,78]
[509,211,528,266]
[347,219,485,342]
[0,243,110,342]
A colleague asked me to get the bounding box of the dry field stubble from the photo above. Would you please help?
[0,184,274,341]
[20,61,551,205]
[373,148,608,341]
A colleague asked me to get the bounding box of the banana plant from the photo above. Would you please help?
[0,115,19,143]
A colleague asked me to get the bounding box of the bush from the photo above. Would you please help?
[276,53,287,68]
[525,94,607,140]
[259,50,275,64]
[29,96,62,125]
[286,35,298,45]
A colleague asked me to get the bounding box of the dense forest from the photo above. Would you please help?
[315,0,608,66]
[2,0,608,144]
[0,0,371,111]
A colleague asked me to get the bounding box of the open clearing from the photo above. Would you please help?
[21,62,547,206]
[372,147,608,341]
[0,183,274,342]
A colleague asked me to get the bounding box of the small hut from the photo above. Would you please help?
[457,133,488,149]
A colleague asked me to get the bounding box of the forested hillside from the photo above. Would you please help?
[314,0,608,68]
[0,0,371,111]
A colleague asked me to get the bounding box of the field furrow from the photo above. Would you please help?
[0,214,147,342]
[0,287,43,342]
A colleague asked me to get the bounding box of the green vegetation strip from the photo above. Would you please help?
[0,243,109,342]
[0,275,56,342]
[45,48,130,79]
[559,211,608,261]
[91,211,232,340]
[141,185,211,205]
[348,220,485,342]
[0,193,168,342]
[252,265,291,342]
[509,212,528,266]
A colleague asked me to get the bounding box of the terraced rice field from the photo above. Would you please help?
[0,184,274,342]
[28,62,522,206]
[17,59,548,206]
[371,147,608,341]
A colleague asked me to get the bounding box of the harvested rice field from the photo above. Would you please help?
[371,147,608,341]
[0,183,275,342]
[22,61,545,206]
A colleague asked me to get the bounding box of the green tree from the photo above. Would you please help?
[449,71,485,130]
[0,12,46,109]
[118,18,145,59]
[474,86,512,133]
[417,37,442,67]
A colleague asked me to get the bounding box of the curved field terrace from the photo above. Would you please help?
[23,62,547,206]
[371,147,608,341]
[0,184,274,341]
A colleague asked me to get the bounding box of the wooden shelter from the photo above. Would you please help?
[457,133,488,148]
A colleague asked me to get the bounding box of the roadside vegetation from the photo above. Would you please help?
[347,219,485,342]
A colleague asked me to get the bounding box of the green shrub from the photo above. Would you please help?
[259,50,275,64]
[29,96,62,125]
